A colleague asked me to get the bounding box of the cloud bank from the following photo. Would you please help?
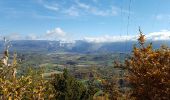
[1,27,67,41]
[1,30,170,43]
[84,30,170,43]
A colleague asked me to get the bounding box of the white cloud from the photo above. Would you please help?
[1,27,68,41]
[45,27,66,40]
[76,2,90,10]
[64,6,80,16]
[90,7,117,16]
[84,30,170,43]
[90,8,109,16]
[43,4,59,11]
[2,30,170,42]
[75,1,118,16]
[37,0,127,17]
[84,35,137,43]
[38,0,59,11]
[146,30,170,40]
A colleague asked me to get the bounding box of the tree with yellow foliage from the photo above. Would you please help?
[0,38,55,100]
[125,29,170,100]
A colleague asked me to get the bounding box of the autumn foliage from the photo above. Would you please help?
[0,40,55,99]
[125,29,170,99]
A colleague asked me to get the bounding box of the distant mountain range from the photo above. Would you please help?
[0,40,170,54]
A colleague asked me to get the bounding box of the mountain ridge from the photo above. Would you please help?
[0,40,170,54]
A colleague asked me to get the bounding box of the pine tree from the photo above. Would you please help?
[52,68,95,100]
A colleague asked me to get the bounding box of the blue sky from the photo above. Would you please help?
[0,0,170,42]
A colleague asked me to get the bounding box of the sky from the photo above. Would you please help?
[0,0,170,42]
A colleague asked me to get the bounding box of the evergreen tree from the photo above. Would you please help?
[52,69,91,100]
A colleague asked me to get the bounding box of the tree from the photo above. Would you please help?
[52,69,91,100]
[124,29,170,100]
[0,38,55,99]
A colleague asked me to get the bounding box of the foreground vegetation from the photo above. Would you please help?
[125,30,170,99]
[0,30,170,100]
